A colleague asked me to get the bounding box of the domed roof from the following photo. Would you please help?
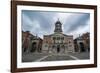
[55,19,62,25]
[54,18,62,33]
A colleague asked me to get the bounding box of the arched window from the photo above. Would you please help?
[69,40,71,43]
[53,37,56,40]
[57,37,60,40]
[62,45,65,48]
[52,45,55,48]
[61,37,64,40]
[45,44,48,47]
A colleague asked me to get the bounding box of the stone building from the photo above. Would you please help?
[30,35,43,53]
[22,31,31,53]
[74,32,90,52]
[42,19,74,54]
[22,31,43,53]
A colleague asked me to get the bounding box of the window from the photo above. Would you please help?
[52,45,55,48]
[45,45,48,47]
[57,37,59,40]
[53,37,56,40]
[69,40,71,43]
[61,37,64,40]
[57,37,60,40]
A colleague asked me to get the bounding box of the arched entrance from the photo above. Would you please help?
[79,42,85,52]
[30,42,37,52]
[57,45,60,53]
[24,47,27,52]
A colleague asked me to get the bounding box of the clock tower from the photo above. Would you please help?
[54,19,62,33]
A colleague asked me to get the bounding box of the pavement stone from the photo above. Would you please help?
[22,52,90,62]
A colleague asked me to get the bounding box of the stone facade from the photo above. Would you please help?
[30,36,43,53]
[22,20,90,54]
[42,19,74,54]
[22,31,31,53]
[74,32,90,52]
[22,31,43,53]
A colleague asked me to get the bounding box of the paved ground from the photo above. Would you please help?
[41,55,75,61]
[22,53,48,62]
[68,52,90,59]
[22,52,90,62]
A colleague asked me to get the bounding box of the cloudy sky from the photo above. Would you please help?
[22,10,90,39]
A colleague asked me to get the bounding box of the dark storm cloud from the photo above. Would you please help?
[63,13,90,33]
[22,10,56,32]
[22,10,90,38]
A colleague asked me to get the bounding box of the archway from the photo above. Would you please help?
[79,42,85,52]
[57,45,60,53]
[30,42,37,52]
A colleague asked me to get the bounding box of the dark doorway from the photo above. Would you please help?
[39,48,41,53]
[57,45,60,53]
[79,42,85,52]
[30,42,36,52]
[24,47,27,52]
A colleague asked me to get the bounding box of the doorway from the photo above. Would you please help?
[79,42,85,52]
[30,42,37,52]
[57,45,60,53]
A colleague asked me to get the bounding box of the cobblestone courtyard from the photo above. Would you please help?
[22,51,90,62]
